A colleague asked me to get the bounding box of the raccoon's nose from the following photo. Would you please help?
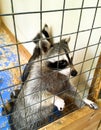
[71,69,78,77]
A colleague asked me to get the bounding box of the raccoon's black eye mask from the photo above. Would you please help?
[47,60,69,70]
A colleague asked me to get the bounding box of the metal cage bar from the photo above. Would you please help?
[0,0,101,129]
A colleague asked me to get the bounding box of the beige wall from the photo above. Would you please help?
[0,0,101,53]
[0,0,101,95]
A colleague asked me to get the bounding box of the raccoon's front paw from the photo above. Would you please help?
[83,98,98,110]
[54,97,65,111]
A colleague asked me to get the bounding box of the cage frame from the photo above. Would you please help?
[0,0,101,129]
[1,19,101,130]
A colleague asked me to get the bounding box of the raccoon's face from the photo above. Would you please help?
[46,40,78,77]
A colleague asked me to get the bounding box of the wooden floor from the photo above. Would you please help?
[39,105,101,130]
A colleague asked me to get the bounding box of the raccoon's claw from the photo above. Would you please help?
[54,97,65,111]
[89,102,98,110]
[83,98,98,110]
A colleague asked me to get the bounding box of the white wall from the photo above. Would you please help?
[0,0,101,96]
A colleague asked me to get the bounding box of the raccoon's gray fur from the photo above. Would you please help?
[10,24,98,130]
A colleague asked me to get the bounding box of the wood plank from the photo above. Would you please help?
[39,106,101,130]
[88,54,101,101]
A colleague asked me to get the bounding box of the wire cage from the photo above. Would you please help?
[0,0,101,130]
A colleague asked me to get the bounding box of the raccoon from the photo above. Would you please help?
[9,24,98,130]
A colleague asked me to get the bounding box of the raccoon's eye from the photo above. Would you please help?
[47,60,68,70]
[58,60,68,69]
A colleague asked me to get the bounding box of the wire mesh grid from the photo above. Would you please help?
[0,0,101,129]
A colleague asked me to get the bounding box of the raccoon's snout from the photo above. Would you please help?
[71,69,78,77]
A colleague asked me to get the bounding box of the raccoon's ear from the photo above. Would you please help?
[39,40,51,53]
[42,24,53,46]
[32,24,49,44]
[42,24,49,38]
[32,24,53,46]
[32,33,42,44]
[33,24,49,44]
[65,37,71,44]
